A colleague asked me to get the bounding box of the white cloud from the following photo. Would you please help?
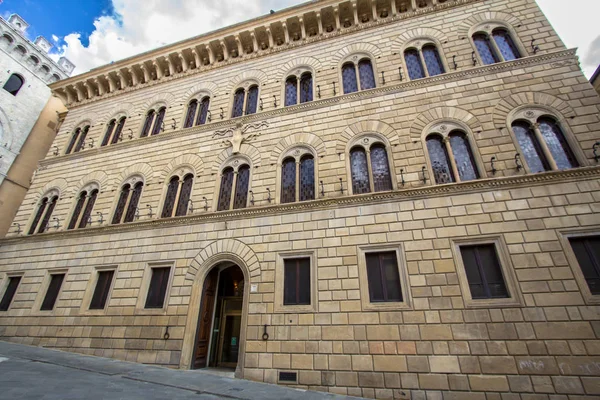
[51,34,59,42]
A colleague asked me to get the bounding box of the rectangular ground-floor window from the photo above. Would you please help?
[366,251,403,302]
[459,244,508,299]
[145,267,171,309]
[41,273,65,311]
[283,258,311,306]
[568,236,600,295]
[0,276,22,311]
[89,270,115,310]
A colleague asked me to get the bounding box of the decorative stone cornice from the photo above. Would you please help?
[4,165,599,244]
[50,0,484,107]
[41,49,578,167]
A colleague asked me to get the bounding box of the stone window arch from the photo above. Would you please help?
[2,73,24,96]
[340,53,376,94]
[277,146,317,204]
[215,156,251,211]
[65,124,91,155]
[183,94,211,128]
[470,22,524,65]
[283,66,314,107]
[111,175,145,224]
[160,168,195,218]
[508,109,581,173]
[423,121,483,184]
[402,39,447,80]
[140,106,166,137]
[231,81,259,118]
[68,183,100,230]
[347,134,394,195]
[101,116,127,146]
[28,189,60,235]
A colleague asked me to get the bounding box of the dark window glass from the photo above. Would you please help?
[74,126,89,153]
[492,29,520,61]
[151,108,166,135]
[233,165,250,210]
[197,97,210,125]
[245,85,259,115]
[473,33,499,65]
[38,196,58,233]
[111,118,126,145]
[427,135,455,184]
[29,198,48,235]
[366,252,402,302]
[0,276,21,311]
[3,73,24,95]
[358,59,376,90]
[569,236,600,295]
[79,190,98,229]
[41,274,65,311]
[300,73,313,103]
[217,168,234,211]
[65,129,80,154]
[184,100,198,128]
[161,177,179,218]
[145,267,170,309]
[512,121,550,173]
[281,157,297,204]
[350,147,370,194]
[89,270,115,310]
[232,89,245,118]
[124,182,143,223]
[299,155,315,202]
[140,111,155,137]
[342,62,358,94]
[370,144,392,192]
[112,184,130,224]
[404,49,425,80]
[283,258,311,305]
[449,132,479,181]
[68,191,87,230]
[101,120,116,147]
[422,44,445,76]
[175,174,193,217]
[538,117,578,170]
[285,76,298,106]
[460,244,508,299]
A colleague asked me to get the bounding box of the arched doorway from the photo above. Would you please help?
[192,262,245,370]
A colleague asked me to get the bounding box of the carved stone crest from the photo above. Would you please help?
[212,121,268,154]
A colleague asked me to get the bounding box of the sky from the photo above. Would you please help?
[1,0,599,78]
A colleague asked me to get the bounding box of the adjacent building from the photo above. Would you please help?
[0,14,74,236]
[1,0,599,398]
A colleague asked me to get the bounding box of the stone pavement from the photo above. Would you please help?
[0,341,362,400]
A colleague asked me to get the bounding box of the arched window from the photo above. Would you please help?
[473,27,521,65]
[112,181,144,224]
[404,43,445,80]
[232,89,245,118]
[349,141,393,195]
[370,144,393,192]
[28,194,58,235]
[299,155,315,202]
[511,117,578,173]
[350,147,370,194]
[231,85,259,118]
[140,107,166,137]
[422,45,445,76]
[284,71,314,106]
[281,158,296,203]
[426,130,480,184]
[68,188,98,229]
[101,117,126,146]
[279,149,316,204]
[217,163,251,211]
[65,125,91,155]
[405,48,425,80]
[184,96,211,128]
[285,77,298,107]
[161,173,194,218]
[245,85,259,115]
[3,73,24,96]
[342,58,376,94]
[300,73,313,104]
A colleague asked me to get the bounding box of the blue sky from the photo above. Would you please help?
[1,0,598,77]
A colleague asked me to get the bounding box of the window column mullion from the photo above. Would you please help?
[121,191,134,224]
[296,75,301,105]
[365,148,374,192]
[229,171,239,209]
[418,48,430,77]
[295,160,301,201]
[75,196,91,228]
[444,137,461,182]
[355,64,360,90]
[532,123,559,170]
[488,32,504,62]
[241,91,248,116]
[172,179,184,217]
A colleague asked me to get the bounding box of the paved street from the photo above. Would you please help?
[0,341,361,400]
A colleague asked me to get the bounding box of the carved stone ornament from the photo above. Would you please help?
[524,110,536,118]
[212,121,269,154]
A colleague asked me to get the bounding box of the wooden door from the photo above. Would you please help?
[193,268,219,368]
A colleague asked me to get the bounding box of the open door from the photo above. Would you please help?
[193,267,219,368]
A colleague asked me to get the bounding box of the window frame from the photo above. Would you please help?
[274,251,317,313]
[135,262,176,314]
[214,156,253,211]
[451,235,522,308]
[68,183,100,230]
[282,67,315,107]
[32,269,68,315]
[345,134,396,195]
[2,73,24,96]
[276,146,318,204]
[558,228,600,305]
[182,94,211,128]
[338,53,378,95]
[469,22,526,66]
[0,273,24,312]
[230,81,260,118]
[357,244,411,311]
[28,190,60,235]
[140,105,166,137]
[80,266,118,314]
[110,176,145,225]
[159,170,195,219]
[401,39,448,81]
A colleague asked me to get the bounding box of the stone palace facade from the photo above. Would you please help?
[1,0,600,398]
